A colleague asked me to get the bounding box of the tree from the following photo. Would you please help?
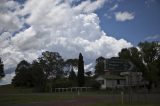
[138,41,159,64]
[95,56,105,75]
[156,56,160,82]
[138,41,160,88]
[38,51,64,79]
[12,60,32,87]
[119,47,146,73]
[119,42,160,89]
[77,53,85,87]
[0,58,5,79]
[65,59,78,67]
[118,48,131,59]
[69,67,77,80]
[85,71,92,77]
[64,59,78,76]
[15,60,30,74]
[30,60,46,91]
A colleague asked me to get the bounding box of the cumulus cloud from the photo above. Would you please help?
[0,0,132,85]
[115,11,135,22]
[0,0,22,33]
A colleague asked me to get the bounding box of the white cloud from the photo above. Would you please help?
[145,0,155,6]
[73,0,106,13]
[115,11,135,22]
[145,35,160,41]
[0,1,22,33]
[0,0,132,85]
[109,4,118,11]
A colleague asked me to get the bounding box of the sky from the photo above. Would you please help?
[0,0,160,85]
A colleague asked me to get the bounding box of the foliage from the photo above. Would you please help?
[69,67,77,81]
[15,60,30,74]
[85,79,101,90]
[138,41,160,86]
[119,47,146,73]
[52,78,73,88]
[38,51,64,79]
[85,71,92,77]
[138,41,159,63]
[12,60,33,87]
[0,57,5,79]
[78,53,85,87]
[118,41,160,88]
[95,56,105,75]
[12,51,64,91]
[30,60,46,91]
[64,58,78,76]
[65,59,78,67]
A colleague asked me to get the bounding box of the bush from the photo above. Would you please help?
[52,79,74,88]
[85,80,101,90]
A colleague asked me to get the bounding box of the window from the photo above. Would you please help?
[117,80,120,84]
[99,80,104,85]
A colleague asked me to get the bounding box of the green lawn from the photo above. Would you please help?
[0,85,160,106]
[0,84,33,94]
[0,93,75,104]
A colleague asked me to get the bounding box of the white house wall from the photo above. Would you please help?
[106,80,117,88]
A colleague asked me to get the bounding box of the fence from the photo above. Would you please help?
[54,87,92,93]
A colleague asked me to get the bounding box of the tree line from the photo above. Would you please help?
[11,52,94,91]
[0,41,160,91]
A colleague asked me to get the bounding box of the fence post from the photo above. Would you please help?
[121,91,124,105]
[78,89,80,95]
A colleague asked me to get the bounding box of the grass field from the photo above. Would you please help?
[0,84,33,94]
[0,85,160,106]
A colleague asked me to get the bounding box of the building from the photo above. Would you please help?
[96,71,125,89]
[96,57,143,89]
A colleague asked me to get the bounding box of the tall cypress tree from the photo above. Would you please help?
[0,58,5,79]
[78,53,85,87]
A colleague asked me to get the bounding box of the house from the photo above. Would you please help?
[96,74,125,89]
[120,71,143,86]
[96,57,143,89]
[96,70,143,90]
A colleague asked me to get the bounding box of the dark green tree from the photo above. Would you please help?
[30,60,46,91]
[156,56,160,79]
[15,60,30,74]
[119,47,146,73]
[12,60,32,87]
[138,41,160,88]
[95,56,105,75]
[64,59,78,76]
[0,58,5,79]
[118,48,131,59]
[38,51,64,79]
[77,53,85,87]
